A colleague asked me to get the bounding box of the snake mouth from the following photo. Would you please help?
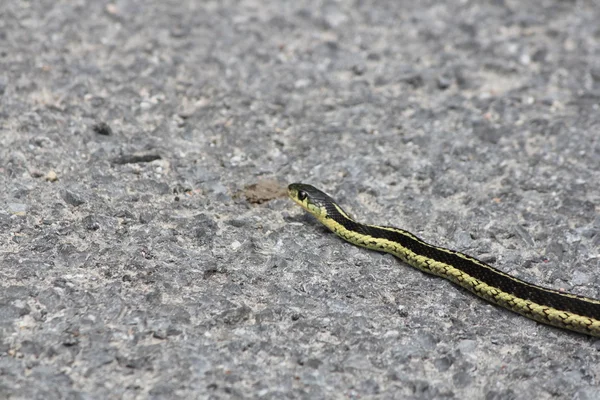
[287,184,301,202]
[287,183,299,197]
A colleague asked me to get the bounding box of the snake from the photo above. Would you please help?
[288,183,600,337]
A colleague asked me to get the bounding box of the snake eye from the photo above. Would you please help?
[297,190,308,201]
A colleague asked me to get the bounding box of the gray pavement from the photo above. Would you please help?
[1,0,600,399]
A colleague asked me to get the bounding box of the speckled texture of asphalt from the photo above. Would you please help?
[1,1,600,399]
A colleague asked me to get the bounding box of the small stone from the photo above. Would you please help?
[572,270,590,286]
[139,212,154,224]
[52,278,67,288]
[323,6,347,28]
[145,290,162,305]
[170,24,190,38]
[92,122,113,136]
[532,47,547,63]
[8,203,27,216]
[105,3,118,15]
[151,321,169,339]
[454,66,471,88]
[305,358,322,369]
[452,370,473,388]
[19,340,43,357]
[514,225,534,247]
[193,214,218,245]
[82,215,100,231]
[217,305,251,325]
[166,326,182,336]
[352,64,366,76]
[61,189,85,206]
[226,219,247,228]
[453,231,474,248]
[112,154,162,165]
[437,75,452,90]
[4,285,29,300]
[400,73,424,88]
[471,118,502,144]
[115,210,135,221]
[169,307,191,325]
[0,304,25,327]
[45,170,58,181]
[434,356,454,372]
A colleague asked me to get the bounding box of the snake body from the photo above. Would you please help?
[288,183,600,337]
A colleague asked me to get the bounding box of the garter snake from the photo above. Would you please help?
[288,183,600,337]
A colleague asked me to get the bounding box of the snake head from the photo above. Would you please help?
[288,183,333,219]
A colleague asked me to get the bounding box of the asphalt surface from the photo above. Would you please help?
[1,1,600,399]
